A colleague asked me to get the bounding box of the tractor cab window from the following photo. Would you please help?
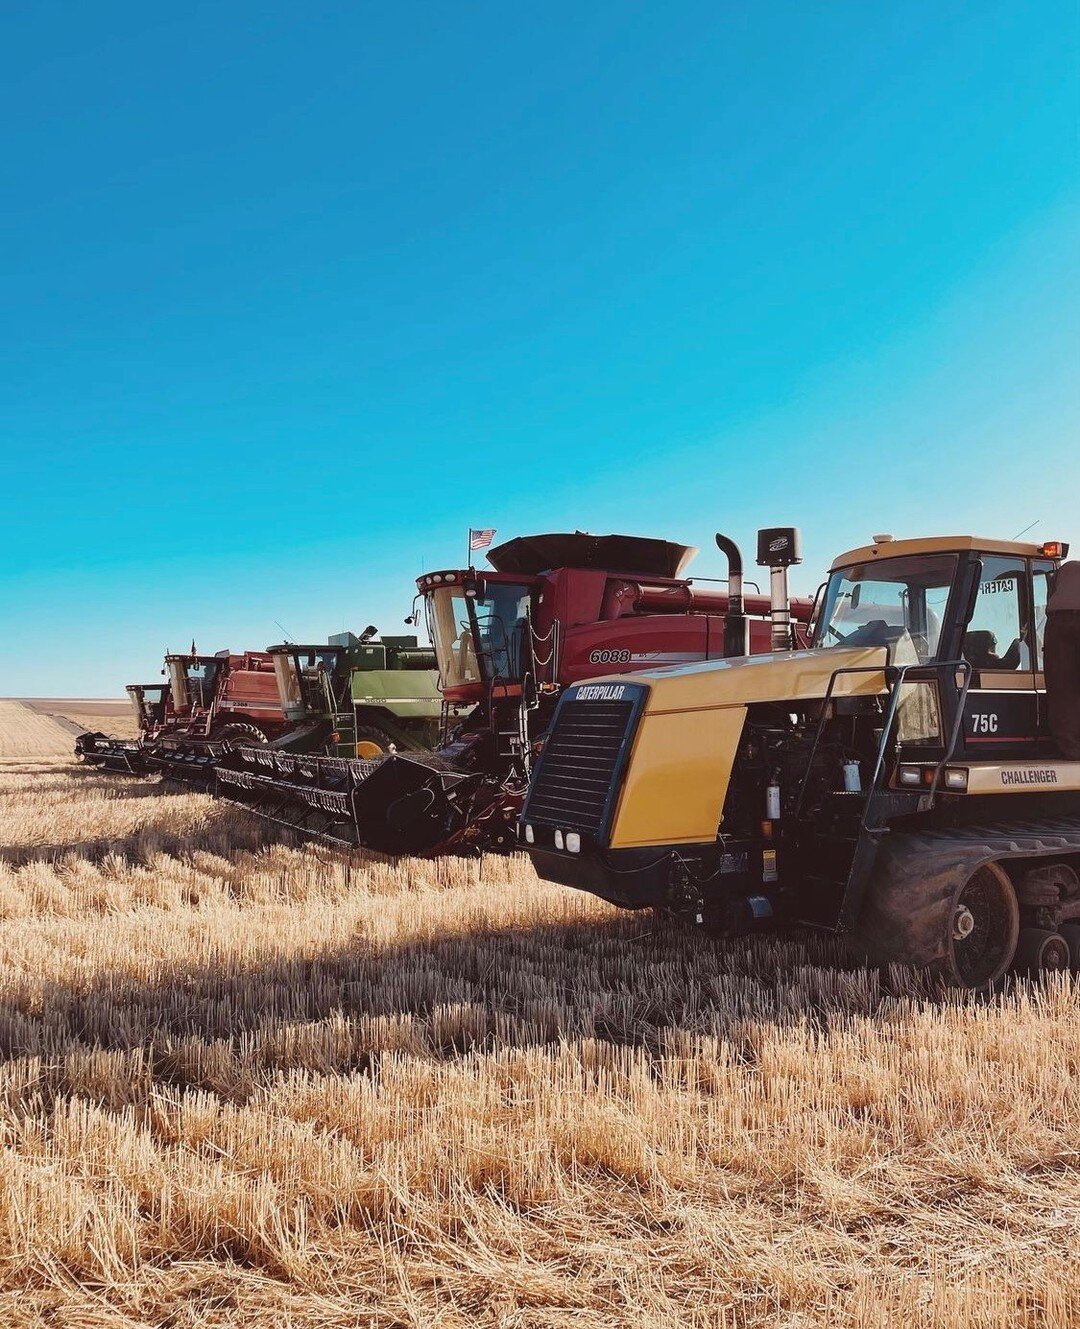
[1029,560,1054,670]
[426,582,533,688]
[963,557,1025,672]
[814,554,957,663]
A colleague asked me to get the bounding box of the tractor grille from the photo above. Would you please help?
[526,698,637,834]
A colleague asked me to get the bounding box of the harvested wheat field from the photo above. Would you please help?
[0,702,1077,1327]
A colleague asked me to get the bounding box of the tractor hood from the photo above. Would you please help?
[597,647,890,850]
[629,645,889,715]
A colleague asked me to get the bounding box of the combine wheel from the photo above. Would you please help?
[355,724,397,759]
[1058,923,1080,973]
[1013,928,1071,978]
[217,723,268,748]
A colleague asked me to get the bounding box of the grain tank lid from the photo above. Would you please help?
[486,533,698,578]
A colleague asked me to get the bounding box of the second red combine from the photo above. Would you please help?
[214,531,813,853]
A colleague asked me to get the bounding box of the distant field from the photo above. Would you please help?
[0,701,1077,1326]
[15,697,140,739]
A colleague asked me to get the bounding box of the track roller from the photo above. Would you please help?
[1058,923,1080,974]
[1013,927,1071,977]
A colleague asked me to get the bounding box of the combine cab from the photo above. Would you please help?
[74,682,170,773]
[213,531,813,855]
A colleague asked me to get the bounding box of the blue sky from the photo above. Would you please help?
[2,1,1078,694]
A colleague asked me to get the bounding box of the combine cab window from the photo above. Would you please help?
[815,554,957,663]
[426,582,533,687]
[472,583,531,682]
[963,557,1025,671]
[428,590,482,687]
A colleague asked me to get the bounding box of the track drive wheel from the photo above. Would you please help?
[856,849,1019,988]
[1013,927,1071,978]
[1058,923,1080,973]
[217,723,268,748]
[355,724,397,760]
[942,862,1020,987]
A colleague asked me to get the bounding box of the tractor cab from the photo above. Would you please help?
[125,683,170,736]
[812,535,1066,763]
[165,653,226,716]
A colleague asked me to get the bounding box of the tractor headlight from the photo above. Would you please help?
[944,767,969,791]
[553,829,564,850]
[523,823,535,844]
[899,764,922,786]
[565,832,581,854]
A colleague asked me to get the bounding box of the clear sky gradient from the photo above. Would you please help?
[3,1,1078,694]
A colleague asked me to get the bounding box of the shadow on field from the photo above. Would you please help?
[0,804,288,868]
[0,904,946,1094]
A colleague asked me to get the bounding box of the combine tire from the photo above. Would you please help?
[1059,923,1080,973]
[355,724,397,760]
[1013,928,1070,977]
[856,840,1019,987]
[217,723,268,748]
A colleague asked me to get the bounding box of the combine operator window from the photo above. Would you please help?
[814,554,956,664]
[427,583,532,687]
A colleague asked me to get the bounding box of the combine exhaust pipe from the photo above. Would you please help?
[756,527,803,652]
[714,533,748,658]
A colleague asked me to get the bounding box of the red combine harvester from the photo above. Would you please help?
[214,531,813,854]
[146,649,291,781]
[76,649,290,780]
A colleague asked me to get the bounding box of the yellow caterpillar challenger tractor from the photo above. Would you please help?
[521,529,1080,987]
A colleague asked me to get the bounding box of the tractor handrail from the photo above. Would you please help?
[793,657,972,825]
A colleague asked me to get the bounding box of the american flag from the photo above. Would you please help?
[469,527,497,551]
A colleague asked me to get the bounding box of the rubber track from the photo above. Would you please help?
[854,817,1080,973]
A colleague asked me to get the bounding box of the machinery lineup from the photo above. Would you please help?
[80,525,1080,987]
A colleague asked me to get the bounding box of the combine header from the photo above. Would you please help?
[214,531,813,855]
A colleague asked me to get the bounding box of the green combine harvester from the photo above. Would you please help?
[265,629,446,758]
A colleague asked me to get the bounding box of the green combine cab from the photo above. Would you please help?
[268,629,445,758]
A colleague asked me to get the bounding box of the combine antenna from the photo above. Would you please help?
[1013,520,1039,540]
[273,619,295,643]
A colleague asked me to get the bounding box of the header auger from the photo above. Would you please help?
[213,530,813,854]
[522,529,1080,987]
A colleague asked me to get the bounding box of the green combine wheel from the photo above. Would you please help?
[217,723,268,748]
[1013,927,1070,978]
[355,724,398,760]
